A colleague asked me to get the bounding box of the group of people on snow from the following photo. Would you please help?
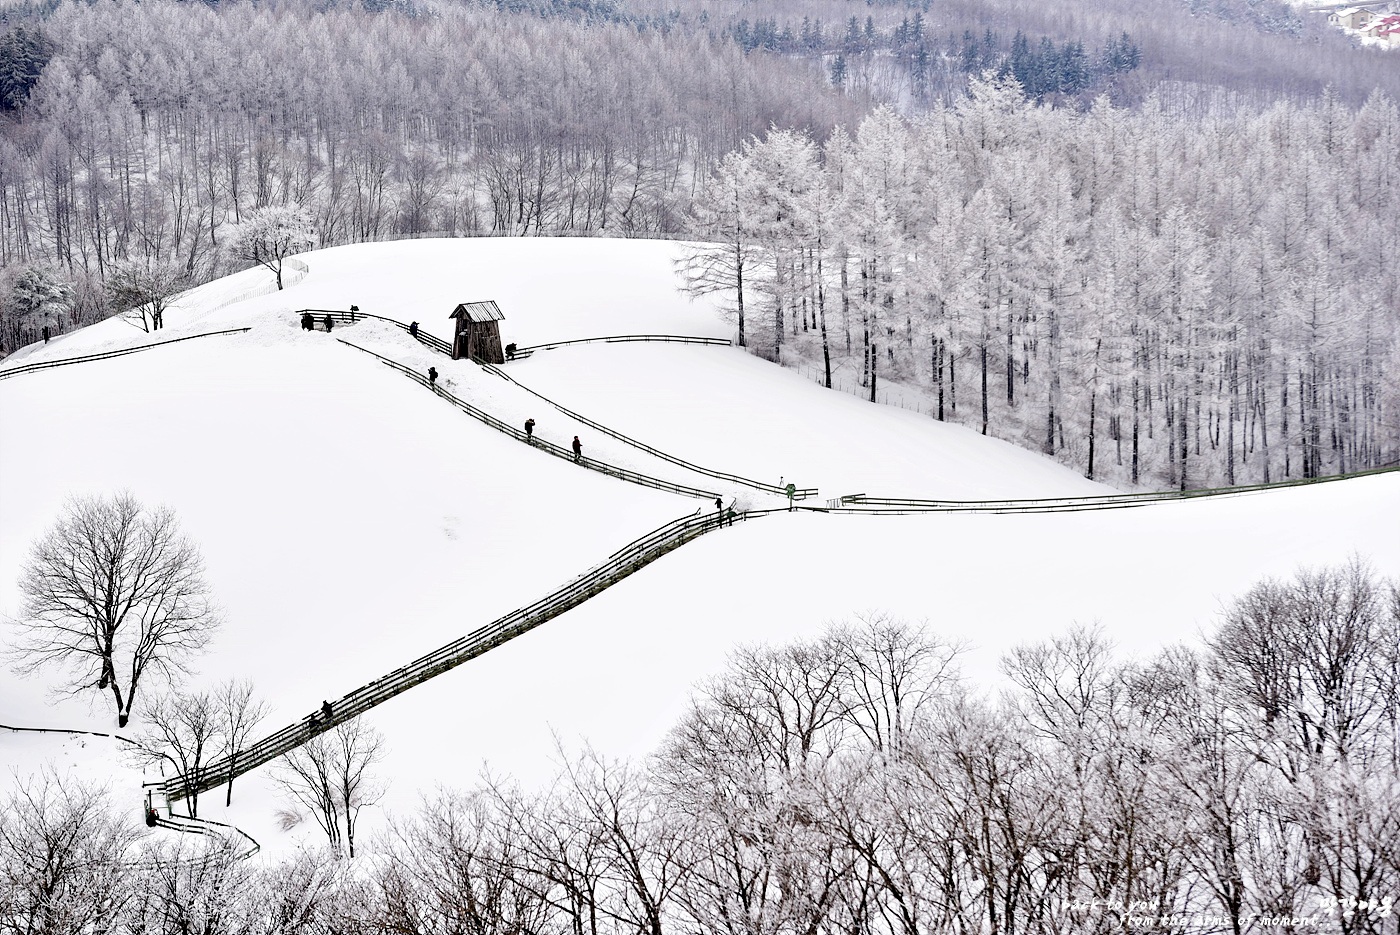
[300,312,334,332]
[522,415,581,462]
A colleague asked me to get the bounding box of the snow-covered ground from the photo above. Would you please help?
[2,237,1395,858]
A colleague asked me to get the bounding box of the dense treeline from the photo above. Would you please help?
[646,0,1400,110]
[5,561,1397,933]
[0,0,864,348]
[682,80,1400,489]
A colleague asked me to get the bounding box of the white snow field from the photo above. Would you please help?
[2,237,1396,858]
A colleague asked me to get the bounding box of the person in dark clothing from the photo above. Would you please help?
[409,321,419,338]
[42,325,50,343]
[572,436,582,462]
[524,418,535,442]
[323,314,334,332]
[301,312,314,331]
[726,507,735,527]
[428,366,438,387]
[321,700,333,719]
[715,497,722,512]
[506,342,517,360]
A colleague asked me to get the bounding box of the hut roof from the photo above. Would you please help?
[451,301,505,323]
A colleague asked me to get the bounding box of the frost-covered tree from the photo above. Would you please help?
[0,773,142,932]
[222,205,317,290]
[106,258,187,332]
[7,266,73,337]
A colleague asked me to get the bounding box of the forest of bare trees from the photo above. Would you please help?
[3,561,1396,933]
[682,80,1399,489]
[0,0,867,347]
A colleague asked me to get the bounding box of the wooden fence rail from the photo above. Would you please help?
[161,506,776,801]
[475,359,818,500]
[338,339,723,500]
[296,309,815,500]
[821,464,1400,513]
[0,329,252,382]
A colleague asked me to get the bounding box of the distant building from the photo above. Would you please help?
[1365,12,1400,42]
[1330,6,1374,28]
[450,301,506,363]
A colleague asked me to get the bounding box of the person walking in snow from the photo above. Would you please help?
[572,436,582,462]
[428,366,438,387]
[321,700,333,719]
[42,325,50,343]
[323,314,334,332]
[409,321,419,338]
[301,311,314,331]
[525,418,535,442]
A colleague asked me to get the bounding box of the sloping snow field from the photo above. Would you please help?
[2,238,1395,857]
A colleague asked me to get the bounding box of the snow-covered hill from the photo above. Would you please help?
[2,238,1395,857]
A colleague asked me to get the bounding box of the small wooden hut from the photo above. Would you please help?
[450,301,506,363]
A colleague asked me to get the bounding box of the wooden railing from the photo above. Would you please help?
[821,464,1400,513]
[295,310,815,500]
[338,340,724,500]
[296,309,453,355]
[0,328,251,382]
[475,359,818,500]
[507,333,732,359]
[162,506,776,801]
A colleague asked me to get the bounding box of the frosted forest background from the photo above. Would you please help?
[0,0,1397,487]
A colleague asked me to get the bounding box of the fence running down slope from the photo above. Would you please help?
[300,309,817,500]
[338,340,725,500]
[0,328,252,382]
[162,506,773,802]
[475,358,818,500]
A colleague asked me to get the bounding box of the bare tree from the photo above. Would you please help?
[9,492,220,727]
[215,679,269,807]
[330,717,386,858]
[275,718,386,857]
[133,690,224,818]
[276,734,342,854]
[106,258,188,332]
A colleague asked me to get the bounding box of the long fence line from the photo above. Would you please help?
[509,334,732,359]
[817,463,1400,514]
[338,339,723,500]
[298,309,817,500]
[0,328,252,382]
[162,506,777,801]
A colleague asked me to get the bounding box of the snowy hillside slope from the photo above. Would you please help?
[2,238,1395,859]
